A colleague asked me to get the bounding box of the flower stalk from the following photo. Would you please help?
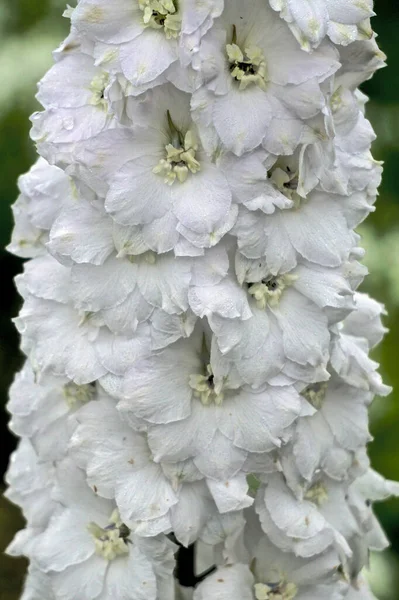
[5,1,398,599]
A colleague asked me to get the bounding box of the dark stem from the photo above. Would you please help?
[173,541,217,588]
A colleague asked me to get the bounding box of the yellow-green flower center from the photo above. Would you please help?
[63,382,96,408]
[226,38,268,91]
[89,72,109,109]
[88,509,130,561]
[269,164,301,207]
[304,481,329,506]
[300,382,328,409]
[153,111,201,185]
[189,364,224,406]
[125,250,157,264]
[139,0,181,39]
[254,580,298,600]
[330,86,343,114]
[247,274,297,309]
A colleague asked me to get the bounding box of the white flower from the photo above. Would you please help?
[254,474,351,561]
[192,0,339,155]
[286,372,373,484]
[70,395,219,543]
[68,244,229,340]
[7,363,98,461]
[48,200,116,267]
[330,328,391,396]
[14,254,153,385]
[348,469,399,555]
[194,538,348,600]
[233,195,358,271]
[99,85,236,252]
[70,252,192,315]
[5,438,57,532]
[8,158,73,258]
[343,292,387,349]
[269,0,374,51]
[70,0,222,93]
[31,459,177,600]
[302,89,383,199]
[197,255,363,387]
[336,36,386,91]
[5,439,58,563]
[31,53,118,166]
[112,327,309,483]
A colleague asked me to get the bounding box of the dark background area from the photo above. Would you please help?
[0,1,399,598]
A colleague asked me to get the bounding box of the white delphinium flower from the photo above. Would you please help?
[269,0,374,50]
[348,469,399,554]
[31,50,117,166]
[67,243,230,345]
[254,472,353,560]
[30,459,177,600]
[284,372,373,484]
[74,84,237,254]
[255,467,399,575]
[330,326,391,396]
[5,0,397,598]
[8,158,73,258]
[14,255,152,385]
[69,395,219,543]
[343,292,387,349]
[194,254,364,387]
[282,294,390,483]
[5,439,58,559]
[69,0,222,93]
[7,363,98,461]
[191,0,339,156]
[110,327,312,482]
[194,509,349,600]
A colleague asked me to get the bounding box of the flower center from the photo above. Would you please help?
[269,164,301,207]
[247,274,297,309]
[126,250,157,264]
[226,26,267,91]
[139,0,181,39]
[300,382,328,409]
[63,382,96,408]
[304,481,329,506]
[153,111,201,185]
[189,364,224,406]
[254,581,298,600]
[89,72,109,109]
[330,87,343,114]
[87,509,131,561]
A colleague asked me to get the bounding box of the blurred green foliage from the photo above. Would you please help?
[0,1,399,598]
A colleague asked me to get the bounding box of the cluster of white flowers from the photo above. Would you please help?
[5,1,399,599]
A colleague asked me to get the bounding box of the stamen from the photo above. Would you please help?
[88,509,131,561]
[63,382,96,407]
[254,580,298,600]
[89,72,109,109]
[189,365,224,406]
[304,481,329,506]
[269,165,301,206]
[247,274,298,309]
[226,29,267,91]
[153,111,200,185]
[301,382,328,409]
[139,0,181,39]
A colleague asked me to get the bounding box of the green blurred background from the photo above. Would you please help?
[0,0,399,598]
